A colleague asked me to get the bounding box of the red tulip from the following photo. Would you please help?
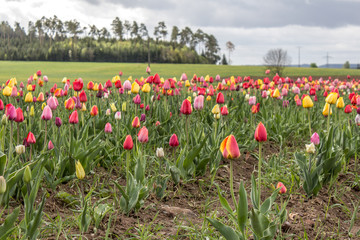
[73,79,83,92]
[344,105,352,114]
[220,106,229,115]
[79,90,87,102]
[87,81,94,90]
[216,92,225,104]
[69,110,79,124]
[15,108,24,123]
[0,99,3,111]
[123,135,133,150]
[276,182,287,194]
[132,116,140,128]
[169,134,179,147]
[26,132,36,144]
[220,135,240,159]
[105,79,112,88]
[115,80,122,88]
[180,99,192,115]
[254,122,267,142]
[138,126,149,143]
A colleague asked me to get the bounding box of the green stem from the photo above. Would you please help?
[44,121,47,150]
[229,160,238,210]
[126,151,130,181]
[93,117,96,136]
[327,105,331,133]
[308,109,312,139]
[258,142,262,204]
[8,121,13,163]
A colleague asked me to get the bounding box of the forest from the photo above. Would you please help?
[0,16,221,64]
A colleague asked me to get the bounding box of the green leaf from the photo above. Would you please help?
[0,151,6,176]
[0,207,20,240]
[250,209,270,238]
[207,218,241,240]
[183,133,209,170]
[237,181,248,234]
[27,194,46,240]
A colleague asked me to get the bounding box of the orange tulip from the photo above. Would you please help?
[220,135,240,159]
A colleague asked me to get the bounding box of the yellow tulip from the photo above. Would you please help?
[33,73,38,81]
[27,84,33,91]
[25,92,33,103]
[302,96,314,108]
[128,76,133,81]
[81,103,87,112]
[185,80,190,87]
[206,96,212,101]
[335,97,344,108]
[30,106,35,117]
[122,102,127,112]
[41,103,46,110]
[322,103,332,116]
[110,103,117,112]
[75,161,85,180]
[131,82,140,94]
[325,92,337,104]
[187,96,192,103]
[2,86,12,96]
[141,83,151,93]
[8,78,17,87]
[272,88,280,98]
[62,77,67,83]
[212,104,220,114]
[93,83,99,91]
[214,113,220,119]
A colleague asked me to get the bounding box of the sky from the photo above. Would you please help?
[1,0,360,66]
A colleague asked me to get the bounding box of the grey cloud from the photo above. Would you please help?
[79,0,360,28]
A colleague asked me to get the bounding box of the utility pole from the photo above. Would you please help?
[297,46,301,67]
[323,52,332,68]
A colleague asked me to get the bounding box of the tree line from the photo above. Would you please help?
[0,16,221,64]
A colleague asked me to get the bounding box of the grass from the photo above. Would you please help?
[1,61,360,83]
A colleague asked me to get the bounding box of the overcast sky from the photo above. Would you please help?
[1,0,360,65]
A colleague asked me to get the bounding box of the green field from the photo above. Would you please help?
[1,61,359,83]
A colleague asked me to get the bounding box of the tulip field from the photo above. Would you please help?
[0,66,360,239]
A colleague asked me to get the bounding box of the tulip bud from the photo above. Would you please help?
[15,145,25,154]
[305,143,316,154]
[105,122,112,133]
[311,132,320,145]
[48,140,54,150]
[123,135,134,150]
[169,134,179,147]
[276,182,287,194]
[23,165,32,183]
[106,109,111,116]
[156,148,164,158]
[2,114,8,125]
[254,122,267,142]
[55,117,62,127]
[115,111,121,120]
[75,161,85,180]
[0,176,6,194]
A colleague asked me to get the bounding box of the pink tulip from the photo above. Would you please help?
[194,95,204,110]
[261,91,267,98]
[41,106,52,121]
[123,80,131,90]
[146,66,151,74]
[104,122,112,133]
[163,80,170,90]
[249,96,256,105]
[5,104,16,120]
[48,140,54,150]
[311,132,320,145]
[138,126,149,143]
[133,94,141,105]
[10,86,17,97]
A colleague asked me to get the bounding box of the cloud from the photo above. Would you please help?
[1,0,360,65]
